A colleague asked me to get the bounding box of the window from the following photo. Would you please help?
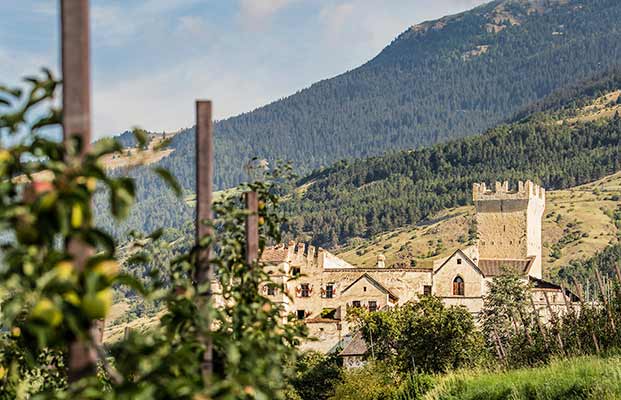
[369,301,378,312]
[456,258,462,265]
[267,286,275,296]
[326,284,334,299]
[296,310,306,320]
[453,276,465,296]
[291,267,301,277]
[423,285,432,296]
[352,301,361,308]
[301,283,310,297]
[363,286,367,292]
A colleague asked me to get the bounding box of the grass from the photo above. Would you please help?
[425,356,621,400]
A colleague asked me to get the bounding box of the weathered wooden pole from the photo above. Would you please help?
[543,292,565,353]
[516,309,533,345]
[575,281,600,354]
[195,100,214,378]
[492,327,507,365]
[62,0,91,156]
[530,296,548,343]
[560,285,572,313]
[245,191,259,266]
[61,0,100,383]
[595,268,616,332]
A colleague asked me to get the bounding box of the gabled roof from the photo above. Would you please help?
[478,257,534,277]
[341,273,399,302]
[339,331,368,357]
[434,249,484,276]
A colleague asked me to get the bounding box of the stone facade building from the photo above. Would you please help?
[260,181,576,354]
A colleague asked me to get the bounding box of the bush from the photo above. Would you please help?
[290,351,342,400]
[331,363,434,400]
[357,296,485,374]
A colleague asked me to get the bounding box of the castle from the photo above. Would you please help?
[260,181,575,356]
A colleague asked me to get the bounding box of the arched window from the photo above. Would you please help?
[453,276,465,296]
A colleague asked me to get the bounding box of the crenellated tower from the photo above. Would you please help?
[472,180,545,279]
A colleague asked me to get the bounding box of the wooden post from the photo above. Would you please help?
[615,263,621,285]
[530,296,547,342]
[543,292,564,353]
[245,191,259,266]
[595,268,616,332]
[492,327,507,365]
[560,285,572,313]
[61,0,100,383]
[62,0,91,156]
[575,281,600,354]
[195,100,213,285]
[195,100,214,379]
[516,309,533,345]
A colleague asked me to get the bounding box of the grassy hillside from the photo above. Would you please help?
[426,356,621,400]
[336,171,621,280]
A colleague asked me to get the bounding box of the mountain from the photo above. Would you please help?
[283,72,621,248]
[97,0,621,240]
[157,0,621,191]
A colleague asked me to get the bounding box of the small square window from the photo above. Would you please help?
[423,285,432,296]
[369,301,378,312]
[363,286,367,292]
[267,286,275,296]
[457,258,462,265]
[291,267,301,277]
[296,310,306,320]
[352,301,361,308]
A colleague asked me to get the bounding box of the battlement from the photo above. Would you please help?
[473,180,545,202]
[262,241,356,269]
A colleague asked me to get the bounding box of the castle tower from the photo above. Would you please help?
[472,181,545,279]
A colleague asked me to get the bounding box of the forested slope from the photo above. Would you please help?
[285,83,621,248]
[160,0,621,190]
[96,0,621,241]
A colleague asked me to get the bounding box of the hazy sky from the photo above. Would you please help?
[1,0,487,138]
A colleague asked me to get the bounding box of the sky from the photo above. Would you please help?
[0,0,487,139]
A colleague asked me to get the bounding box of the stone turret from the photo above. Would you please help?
[472,180,545,278]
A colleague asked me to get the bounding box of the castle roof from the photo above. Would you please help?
[529,276,581,302]
[341,273,399,302]
[478,258,534,277]
[261,245,290,263]
[340,331,368,357]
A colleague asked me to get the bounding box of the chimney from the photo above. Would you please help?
[377,253,386,268]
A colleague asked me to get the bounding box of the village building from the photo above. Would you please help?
[260,181,577,356]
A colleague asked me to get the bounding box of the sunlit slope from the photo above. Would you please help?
[337,172,621,278]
